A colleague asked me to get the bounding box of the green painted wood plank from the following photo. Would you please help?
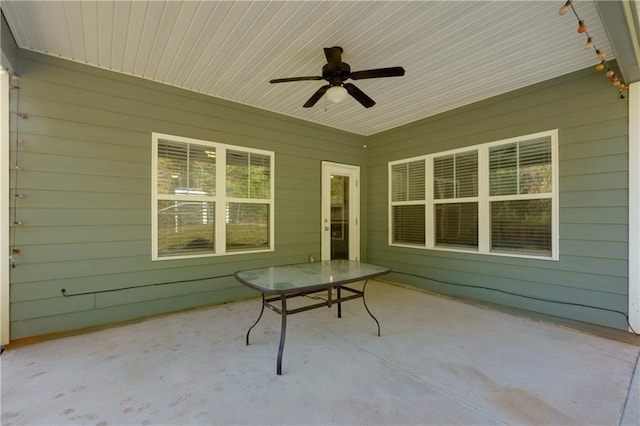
[15,208,149,226]
[560,154,628,176]
[10,286,257,339]
[559,207,627,224]
[10,241,149,263]
[11,295,95,321]
[561,172,627,191]
[8,225,149,245]
[16,151,149,178]
[560,240,627,259]
[13,190,149,209]
[561,224,628,241]
[16,171,149,194]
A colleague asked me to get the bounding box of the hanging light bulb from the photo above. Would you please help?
[560,1,628,98]
[559,0,571,15]
[584,38,594,49]
[326,85,348,103]
[577,20,587,33]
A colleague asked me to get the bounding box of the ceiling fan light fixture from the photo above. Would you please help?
[326,85,348,103]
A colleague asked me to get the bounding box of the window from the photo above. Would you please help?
[433,151,478,249]
[489,137,553,256]
[389,130,558,259]
[391,160,425,245]
[152,133,274,260]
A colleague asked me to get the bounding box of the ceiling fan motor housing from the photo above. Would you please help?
[322,62,350,86]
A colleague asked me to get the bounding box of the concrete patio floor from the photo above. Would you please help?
[1,281,639,425]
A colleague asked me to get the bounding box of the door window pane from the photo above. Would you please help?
[331,176,350,259]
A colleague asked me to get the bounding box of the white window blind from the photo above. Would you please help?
[152,133,274,260]
[391,160,425,201]
[156,140,216,257]
[433,151,478,249]
[225,150,271,252]
[390,160,425,245]
[489,136,552,256]
[433,151,477,199]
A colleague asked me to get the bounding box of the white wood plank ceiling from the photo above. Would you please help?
[1,1,615,136]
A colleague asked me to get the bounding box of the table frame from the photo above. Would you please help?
[234,261,389,375]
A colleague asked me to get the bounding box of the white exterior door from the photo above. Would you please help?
[321,162,360,261]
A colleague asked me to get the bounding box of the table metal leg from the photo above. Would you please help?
[246,293,266,346]
[362,280,381,336]
[337,286,342,318]
[277,295,287,375]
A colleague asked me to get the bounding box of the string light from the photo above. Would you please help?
[558,0,629,96]
[577,20,587,33]
[584,37,593,50]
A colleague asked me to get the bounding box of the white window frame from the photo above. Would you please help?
[151,133,275,261]
[389,129,559,260]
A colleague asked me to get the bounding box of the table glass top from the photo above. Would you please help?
[234,260,390,293]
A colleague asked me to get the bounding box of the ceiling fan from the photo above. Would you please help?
[269,46,405,108]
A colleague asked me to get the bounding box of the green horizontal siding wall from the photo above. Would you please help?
[9,50,365,339]
[366,67,630,330]
[7,47,631,338]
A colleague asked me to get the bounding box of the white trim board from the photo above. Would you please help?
[629,81,640,333]
[1,71,10,345]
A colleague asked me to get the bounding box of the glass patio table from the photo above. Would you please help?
[234,260,390,375]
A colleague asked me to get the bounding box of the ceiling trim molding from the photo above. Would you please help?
[596,0,640,83]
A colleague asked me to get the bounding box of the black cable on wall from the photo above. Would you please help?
[390,270,638,335]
